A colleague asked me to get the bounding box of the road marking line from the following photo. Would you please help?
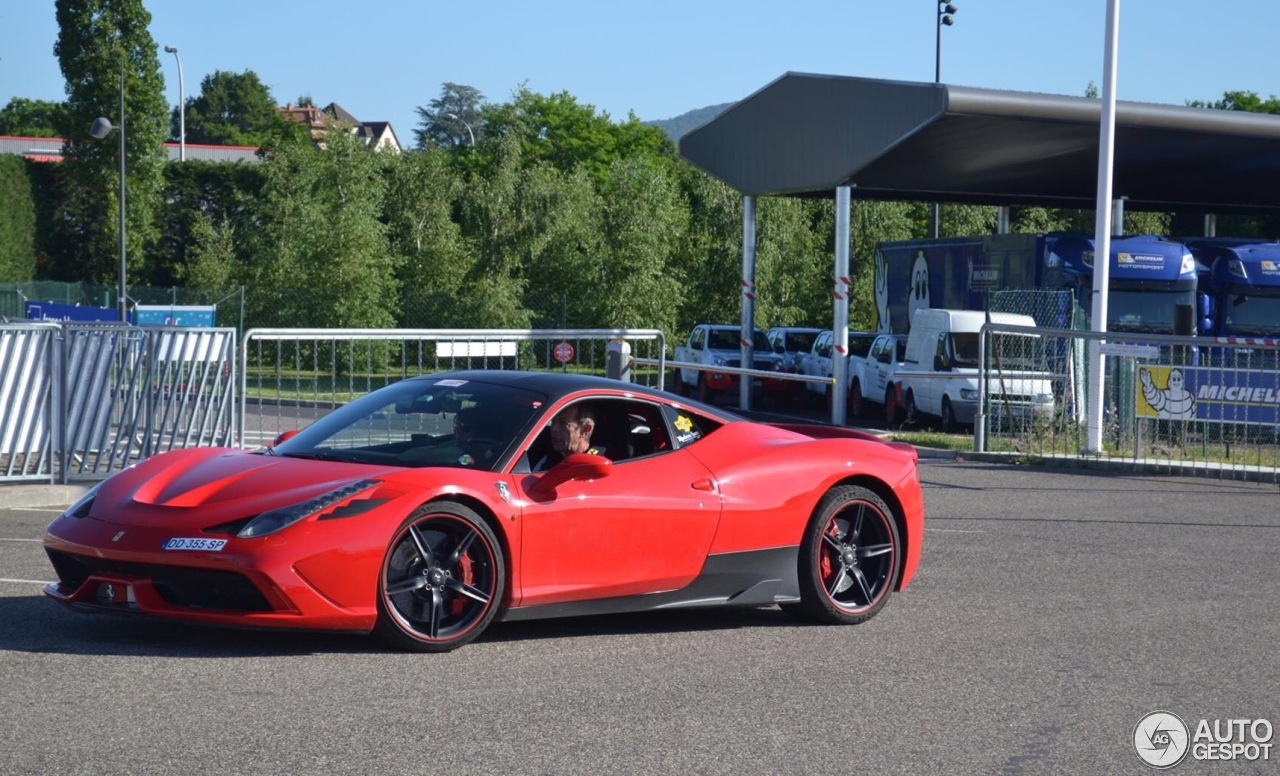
[925,528,985,533]
[0,578,53,585]
[0,538,43,543]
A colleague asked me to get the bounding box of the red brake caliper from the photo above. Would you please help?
[819,519,842,585]
[450,548,475,617]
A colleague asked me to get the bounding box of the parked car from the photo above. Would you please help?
[896,309,1055,432]
[801,330,878,409]
[766,326,824,401]
[672,324,787,404]
[43,371,925,651]
[849,333,907,420]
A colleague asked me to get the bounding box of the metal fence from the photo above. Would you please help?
[976,322,1280,483]
[0,321,237,483]
[239,328,666,449]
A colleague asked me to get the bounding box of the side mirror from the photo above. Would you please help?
[528,453,612,498]
[271,429,300,447]
[933,354,949,371]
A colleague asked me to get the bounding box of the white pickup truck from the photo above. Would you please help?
[799,329,878,409]
[847,332,907,420]
[673,324,786,404]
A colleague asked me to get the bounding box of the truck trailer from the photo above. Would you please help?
[873,232,1204,335]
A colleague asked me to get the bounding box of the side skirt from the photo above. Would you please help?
[500,547,800,623]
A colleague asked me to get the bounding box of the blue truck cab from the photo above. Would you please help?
[1186,239,1280,338]
[1047,234,1204,334]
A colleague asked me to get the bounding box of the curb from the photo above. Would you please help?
[0,484,90,510]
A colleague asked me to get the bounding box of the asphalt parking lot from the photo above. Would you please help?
[1,461,1277,775]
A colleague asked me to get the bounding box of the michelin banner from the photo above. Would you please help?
[1137,365,1280,426]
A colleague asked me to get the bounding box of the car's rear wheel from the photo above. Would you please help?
[783,485,901,625]
[696,374,711,404]
[849,380,865,419]
[374,502,504,652]
[904,390,919,425]
[885,385,904,426]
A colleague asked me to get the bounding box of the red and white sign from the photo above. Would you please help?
[553,342,575,364]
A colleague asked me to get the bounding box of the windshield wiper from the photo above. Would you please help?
[279,450,352,463]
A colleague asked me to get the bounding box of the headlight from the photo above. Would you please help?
[959,388,979,400]
[237,480,382,538]
[711,356,726,366]
[1181,253,1195,274]
[1034,393,1055,404]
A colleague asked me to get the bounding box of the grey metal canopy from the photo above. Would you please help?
[679,72,1280,214]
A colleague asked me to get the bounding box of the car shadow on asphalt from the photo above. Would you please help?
[1,595,800,656]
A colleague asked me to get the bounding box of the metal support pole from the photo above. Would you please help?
[739,195,757,410]
[1086,0,1121,454]
[832,186,852,426]
[118,60,128,324]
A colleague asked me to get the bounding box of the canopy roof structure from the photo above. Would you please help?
[680,73,1280,214]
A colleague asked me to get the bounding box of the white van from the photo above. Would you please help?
[898,309,1055,431]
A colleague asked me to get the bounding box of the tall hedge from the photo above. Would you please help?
[0,156,37,282]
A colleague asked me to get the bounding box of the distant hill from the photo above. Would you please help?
[646,102,734,143]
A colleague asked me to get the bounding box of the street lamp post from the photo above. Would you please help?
[90,60,128,323]
[445,112,475,147]
[164,44,185,161]
[932,2,957,239]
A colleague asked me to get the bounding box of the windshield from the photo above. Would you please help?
[272,377,547,470]
[709,329,771,351]
[1104,281,1197,334]
[951,333,980,368]
[1222,283,1280,335]
[786,332,819,352]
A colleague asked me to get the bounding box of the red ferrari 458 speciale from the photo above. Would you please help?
[44,371,924,651]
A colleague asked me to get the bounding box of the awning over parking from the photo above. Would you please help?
[679,73,1280,214]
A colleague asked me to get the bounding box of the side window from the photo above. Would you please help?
[661,405,722,449]
[936,333,949,368]
[692,327,705,350]
[850,336,874,359]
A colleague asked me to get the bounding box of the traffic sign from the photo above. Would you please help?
[553,341,575,364]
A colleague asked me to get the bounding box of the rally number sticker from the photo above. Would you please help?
[161,537,228,552]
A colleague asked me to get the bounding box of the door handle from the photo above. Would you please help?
[691,478,716,492]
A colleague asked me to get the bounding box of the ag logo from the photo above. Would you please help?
[1134,711,1189,769]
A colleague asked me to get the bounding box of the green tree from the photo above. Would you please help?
[250,129,397,328]
[54,0,168,290]
[0,156,38,281]
[0,98,71,138]
[414,82,485,149]
[178,69,286,146]
[384,147,476,326]
[1188,90,1280,114]
[595,156,686,332]
[175,211,238,289]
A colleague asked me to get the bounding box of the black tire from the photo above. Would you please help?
[696,374,711,404]
[941,397,959,434]
[783,485,901,625]
[849,380,864,419]
[904,390,919,426]
[671,372,686,396]
[374,501,505,652]
[885,385,904,427]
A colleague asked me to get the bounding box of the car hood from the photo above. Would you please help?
[91,448,408,528]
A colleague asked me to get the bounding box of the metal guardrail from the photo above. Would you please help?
[975,322,1280,482]
[238,328,666,448]
[0,322,237,484]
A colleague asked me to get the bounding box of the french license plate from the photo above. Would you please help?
[161,537,228,552]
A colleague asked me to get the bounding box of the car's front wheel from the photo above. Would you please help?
[374,502,505,652]
[941,397,959,433]
[849,379,864,419]
[783,485,901,625]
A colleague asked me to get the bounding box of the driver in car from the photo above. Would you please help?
[533,404,604,471]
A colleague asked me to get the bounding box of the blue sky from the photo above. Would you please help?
[2,1,1277,143]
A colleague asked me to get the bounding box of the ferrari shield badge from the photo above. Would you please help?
[495,482,511,503]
